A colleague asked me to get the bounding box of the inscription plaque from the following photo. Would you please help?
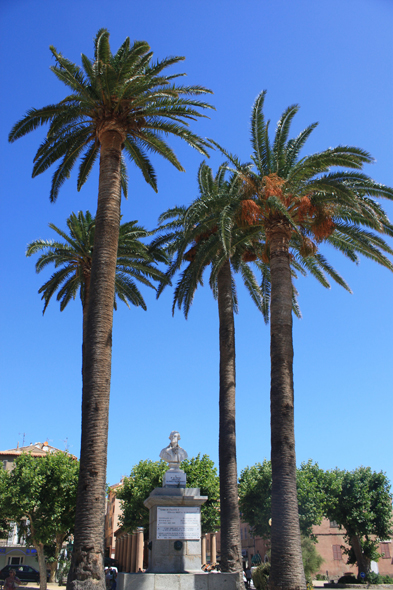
[157,506,201,540]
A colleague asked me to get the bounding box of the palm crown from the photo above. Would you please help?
[26,211,167,315]
[156,162,268,317]
[9,28,213,201]
[211,90,393,277]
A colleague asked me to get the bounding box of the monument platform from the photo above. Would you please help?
[118,571,244,590]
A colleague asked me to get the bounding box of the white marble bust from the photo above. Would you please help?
[159,431,188,466]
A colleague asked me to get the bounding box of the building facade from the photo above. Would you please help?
[312,518,393,579]
[105,481,124,559]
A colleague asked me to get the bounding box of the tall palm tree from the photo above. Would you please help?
[211,91,393,590]
[156,162,268,573]
[9,29,212,589]
[26,210,166,366]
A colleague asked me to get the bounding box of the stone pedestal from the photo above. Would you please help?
[144,487,207,573]
[118,572,244,590]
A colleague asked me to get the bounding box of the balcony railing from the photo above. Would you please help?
[0,539,24,547]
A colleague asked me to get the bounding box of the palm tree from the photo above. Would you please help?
[26,210,167,367]
[211,90,393,590]
[156,162,269,573]
[9,29,212,589]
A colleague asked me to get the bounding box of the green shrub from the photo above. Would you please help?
[252,562,270,590]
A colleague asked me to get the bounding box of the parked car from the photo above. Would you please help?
[0,565,49,584]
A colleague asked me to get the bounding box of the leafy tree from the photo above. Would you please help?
[117,454,220,536]
[211,90,393,590]
[9,29,212,590]
[26,211,167,370]
[239,460,326,540]
[180,454,220,534]
[0,452,79,590]
[0,470,11,540]
[116,459,167,533]
[156,162,268,572]
[324,467,393,578]
[301,536,324,583]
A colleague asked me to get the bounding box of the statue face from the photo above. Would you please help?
[169,431,180,446]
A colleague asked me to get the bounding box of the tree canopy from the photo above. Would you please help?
[9,28,213,201]
[26,211,167,316]
[239,460,326,540]
[0,452,79,590]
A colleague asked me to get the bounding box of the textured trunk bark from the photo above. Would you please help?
[268,226,306,590]
[350,535,370,578]
[81,273,90,383]
[49,533,65,583]
[49,562,56,584]
[217,259,242,573]
[67,130,122,590]
[35,541,47,590]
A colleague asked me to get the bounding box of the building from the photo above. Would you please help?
[1,441,67,471]
[0,442,76,570]
[105,481,124,560]
[312,518,393,579]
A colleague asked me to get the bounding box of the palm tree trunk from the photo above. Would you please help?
[81,273,90,383]
[217,259,242,573]
[68,129,122,590]
[268,226,306,590]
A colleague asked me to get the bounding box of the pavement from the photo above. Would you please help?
[20,578,326,589]
[18,585,60,590]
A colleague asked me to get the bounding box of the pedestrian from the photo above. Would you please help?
[105,568,111,590]
[4,570,21,590]
[111,568,117,590]
[245,567,252,588]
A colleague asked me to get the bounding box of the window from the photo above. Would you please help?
[332,545,342,560]
[244,528,247,539]
[240,528,243,540]
[9,557,21,565]
[380,543,391,559]
[330,521,339,528]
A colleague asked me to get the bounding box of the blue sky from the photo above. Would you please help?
[1,0,392,489]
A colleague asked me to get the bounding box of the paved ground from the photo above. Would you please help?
[20,578,325,589]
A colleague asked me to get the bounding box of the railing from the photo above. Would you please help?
[0,539,24,547]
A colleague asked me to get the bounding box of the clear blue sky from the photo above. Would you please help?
[1,0,392,488]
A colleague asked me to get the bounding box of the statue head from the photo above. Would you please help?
[169,431,180,446]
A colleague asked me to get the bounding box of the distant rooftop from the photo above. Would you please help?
[0,441,77,459]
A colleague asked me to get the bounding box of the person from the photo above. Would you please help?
[243,570,247,588]
[111,568,117,590]
[4,569,21,590]
[105,568,111,590]
[159,431,188,465]
[245,567,252,588]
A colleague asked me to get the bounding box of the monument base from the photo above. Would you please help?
[144,488,207,573]
[118,572,244,590]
